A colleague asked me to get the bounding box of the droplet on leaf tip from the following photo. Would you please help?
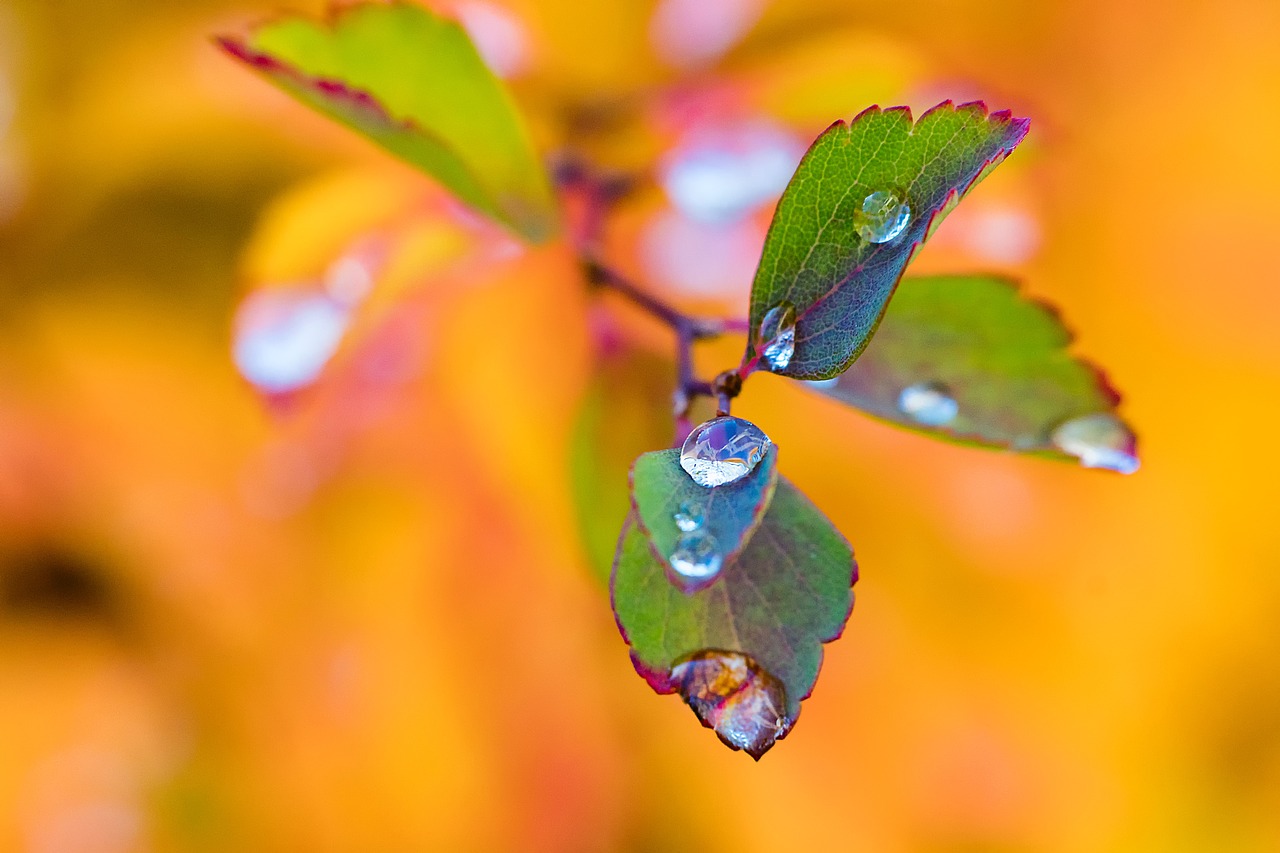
[856,189,911,244]
[679,416,771,488]
[1051,413,1140,474]
[758,302,796,371]
[670,650,792,759]
[897,381,959,427]
[669,529,722,581]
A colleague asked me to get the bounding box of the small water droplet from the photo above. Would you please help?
[804,377,840,391]
[1051,413,1140,474]
[758,302,796,371]
[897,381,959,426]
[671,650,792,760]
[856,189,911,244]
[669,530,723,579]
[674,502,703,532]
[679,416,771,487]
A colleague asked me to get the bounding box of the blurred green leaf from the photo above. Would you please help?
[612,479,855,758]
[812,274,1133,462]
[220,2,558,241]
[630,445,779,591]
[746,101,1029,379]
[570,347,674,583]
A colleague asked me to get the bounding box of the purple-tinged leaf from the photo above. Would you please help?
[612,478,856,758]
[745,101,1030,379]
[219,2,558,242]
[811,274,1139,472]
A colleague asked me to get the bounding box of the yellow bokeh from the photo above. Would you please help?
[2,0,1279,850]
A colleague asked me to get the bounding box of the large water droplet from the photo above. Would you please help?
[856,189,911,244]
[671,650,792,760]
[897,381,959,427]
[1051,413,1140,474]
[679,416,771,487]
[674,502,704,533]
[669,529,723,580]
[758,302,796,371]
[233,288,351,394]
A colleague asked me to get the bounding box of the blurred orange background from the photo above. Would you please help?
[2,0,1279,850]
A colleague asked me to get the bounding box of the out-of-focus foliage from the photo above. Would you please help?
[3,0,1280,849]
[221,3,559,241]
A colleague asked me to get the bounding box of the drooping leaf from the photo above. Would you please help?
[219,2,558,242]
[630,445,779,592]
[570,345,675,583]
[745,101,1029,379]
[612,479,856,758]
[809,274,1138,469]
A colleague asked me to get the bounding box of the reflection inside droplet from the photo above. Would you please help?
[674,502,704,533]
[1051,413,1140,474]
[856,189,911,244]
[679,416,771,487]
[669,529,722,580]
[897,381,959,427]
[758,302,796,371]
[670,650,792,759]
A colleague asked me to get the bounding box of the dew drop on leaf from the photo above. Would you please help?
[673,502,704,532]
[758,302,796,371]
[679,416,772,487]
[671,650,792,759]
[1051,413,1140,474]
[669,529,723,580]
[897,381,959,427]
[856,189,911,244]
[804,377,840,390]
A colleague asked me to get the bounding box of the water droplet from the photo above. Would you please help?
[671,651,792,760]
[758,302,796,371]
[1051,413,1140,474]
[856,189,911,244]
[674,502,703,532]
[897,381,959,427]
[803,377,840,391]
[233,288,351,394]
[669,530,723,580]
[679,416,771,487]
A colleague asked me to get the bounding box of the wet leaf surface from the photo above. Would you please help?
[220,2,558,241]
[811,274,1136,465]
[746,101,1029,379]
[612,478,856,757]
[630,445,779,591]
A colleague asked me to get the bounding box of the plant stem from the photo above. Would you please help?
[562,158,749,428]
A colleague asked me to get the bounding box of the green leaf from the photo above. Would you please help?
[612,479,856,758]
[219,2,558,242]
[630,446,779,591]
[570,347,675,583]
[810,274,1137,467]
[745,101,1029,379]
